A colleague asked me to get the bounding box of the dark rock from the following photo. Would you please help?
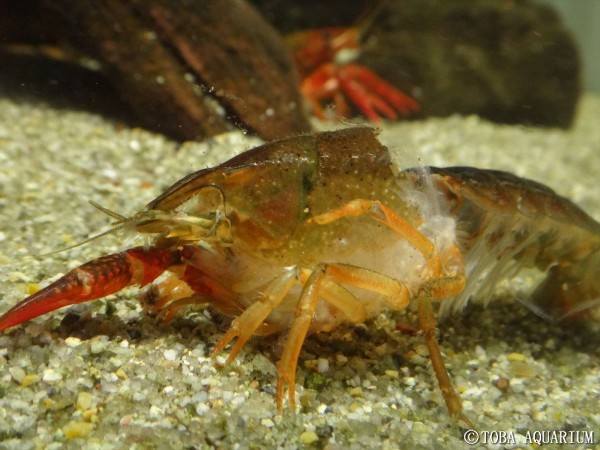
[254,0,581,128]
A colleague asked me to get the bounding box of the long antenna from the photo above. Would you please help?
[353,0,391,43]
[36,201,131,257]
[89,200,127,222]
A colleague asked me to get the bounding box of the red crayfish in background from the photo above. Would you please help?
[286,1,420,121]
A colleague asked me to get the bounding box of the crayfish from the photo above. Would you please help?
[2,127,599,426]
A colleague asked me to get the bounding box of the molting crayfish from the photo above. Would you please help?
[1,127,598,425]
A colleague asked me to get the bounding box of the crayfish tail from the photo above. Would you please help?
[528,260,600,323]
[0,247,179,332]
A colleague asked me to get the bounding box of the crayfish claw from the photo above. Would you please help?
[0,247,178,332]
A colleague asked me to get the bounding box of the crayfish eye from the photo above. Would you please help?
[174,184,227,216]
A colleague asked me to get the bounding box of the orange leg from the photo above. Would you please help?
[316,278,367,325]
[311,199,472,425]
[209,260,411,410]
[276,267,325,410]
[139,259,246,324]
[138,268,203,323]
[321,263,410,310]
[417,275,472,427]
[274,262,471,420]
[211,267,299,364]
[276,262,414,410]
[210,266,372,370]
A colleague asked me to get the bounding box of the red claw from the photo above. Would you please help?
[338,64,421,118]
[300,62,420,121]
[0,247,179,332]
[291,24,420,121]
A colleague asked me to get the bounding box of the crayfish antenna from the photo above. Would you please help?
[88,200,128,221]
[36,201,142,257]
[348,0,390,44]
[37,226,128,257]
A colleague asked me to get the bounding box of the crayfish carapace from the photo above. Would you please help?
[1,127,598,426]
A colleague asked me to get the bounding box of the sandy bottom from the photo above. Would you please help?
[0,95,599,449]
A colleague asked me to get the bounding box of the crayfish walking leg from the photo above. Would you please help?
[310,198,473,425]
